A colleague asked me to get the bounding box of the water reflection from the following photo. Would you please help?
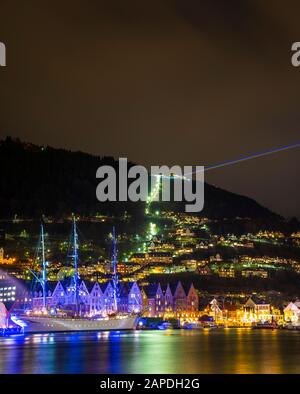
[1,329,300,374]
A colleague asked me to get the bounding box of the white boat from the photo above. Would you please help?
[11,221,139,334]
[16,314,138,333]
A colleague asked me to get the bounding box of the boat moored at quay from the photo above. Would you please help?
[2,218,139,335]
[16,314,138,333]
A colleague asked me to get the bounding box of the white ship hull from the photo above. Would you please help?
[20,315,138,333]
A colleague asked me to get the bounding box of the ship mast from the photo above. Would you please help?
[72,214,80,313]
[40,223,47,310]
[112,226,118,312]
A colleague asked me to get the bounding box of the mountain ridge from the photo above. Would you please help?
[0,137,284,224]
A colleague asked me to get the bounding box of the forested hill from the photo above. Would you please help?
[0,137,282,224]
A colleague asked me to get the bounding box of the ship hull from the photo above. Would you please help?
[20,316,138,333]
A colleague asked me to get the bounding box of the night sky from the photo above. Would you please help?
[1,1,300,217]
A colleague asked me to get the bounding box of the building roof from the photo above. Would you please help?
[119,283,130,297]
[244,297,256,308]
[142,283,161,298]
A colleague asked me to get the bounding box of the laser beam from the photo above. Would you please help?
[149,141,300,179]
[204,141,300,173]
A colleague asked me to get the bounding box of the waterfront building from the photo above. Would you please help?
[284,301,300,325]
[88,282,104,315]
[186,284,198,312]
[173,281,187,313]
[30,279,145,316]
[103,281,115,314]
[128,281,143,313]
[164,283,173,313]
[223,302,240,325]
[142,283,163,317]
[118,283,129,313]
[209,298,223,322]
[242,297,271,324]
[51,281,68,308]
[141,281,199,318]
[32,288,52,310]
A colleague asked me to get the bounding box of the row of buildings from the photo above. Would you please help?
[27,281,300,326]
[206,297,282,326]
[2,274,300,326]
[30,280,199,318]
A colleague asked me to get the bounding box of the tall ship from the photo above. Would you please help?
[8,217,138,334]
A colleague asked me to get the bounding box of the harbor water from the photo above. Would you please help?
[1,329,300,374]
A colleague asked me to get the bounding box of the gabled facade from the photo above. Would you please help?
[284,302,300,324]
[142,283,160,317]
[173,281,187,313]
[78,281,90,312]
[164,284,173,313]
[103,282,116,314]
[243,297,271,324]
[209,298,223,322]
[154,283,164,316]
[186,284,199,312]
[89,282,104,314]
[118,283,129,313]
[51,281,67,308]
[128,282,143,313]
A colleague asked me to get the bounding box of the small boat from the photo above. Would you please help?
[157,321,173,330]
[0,326,23,337]
[202,322,218,329]
[284,323,300,330]
[252,323,276,330]
[183,322,203,330]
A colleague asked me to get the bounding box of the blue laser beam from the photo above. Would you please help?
[149,141,300,179]
[204,141,300,173]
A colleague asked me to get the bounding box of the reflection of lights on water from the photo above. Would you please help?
[32,334,53,344]
[97,331,110,340]
[133,330,141,341]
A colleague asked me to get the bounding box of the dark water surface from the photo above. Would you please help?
[1,329,300,374]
